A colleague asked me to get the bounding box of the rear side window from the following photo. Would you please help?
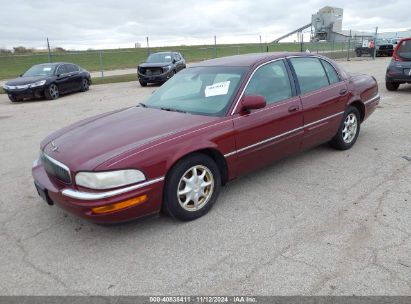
[67,64,79,72]
[290,58,329,94]
[244,60,292,104]
[321,60,340,84]
[398,40,411,60]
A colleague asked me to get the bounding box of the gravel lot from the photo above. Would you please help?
[0,57,410,296]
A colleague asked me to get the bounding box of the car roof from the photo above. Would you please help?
[191,52,315,67]
[34,62,75,67]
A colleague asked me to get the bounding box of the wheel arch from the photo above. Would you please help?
[165,147,229,186]
[347,100,365,122]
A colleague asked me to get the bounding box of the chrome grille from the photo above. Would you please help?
[41,153,72,184]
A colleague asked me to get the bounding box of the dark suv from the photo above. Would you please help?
[385,37,411,91]
[137,51,186,87]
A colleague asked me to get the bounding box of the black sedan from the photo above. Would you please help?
[2,62,91,102]
[137,51,186,87]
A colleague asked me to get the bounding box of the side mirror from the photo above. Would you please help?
[241,95,266,112]
[172,59,176,64]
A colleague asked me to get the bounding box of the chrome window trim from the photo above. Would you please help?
[230,58,284,115]
[224,111,344,157]
[62,176,165,200]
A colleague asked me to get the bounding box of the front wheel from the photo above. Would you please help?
[8,95,18,103]
[163,153,221,221]
[139,80,147,87]
[44,83,59,100]
[386,81,399,91]
[80,78,90,92]
[329,106,361,150]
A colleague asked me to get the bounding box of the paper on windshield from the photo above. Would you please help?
[205,81,230,97]
[43,67,52,71]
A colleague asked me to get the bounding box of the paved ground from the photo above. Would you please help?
[0,57,410,296]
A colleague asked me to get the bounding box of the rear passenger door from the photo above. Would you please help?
[288,57,348,149]
[231,59,304,177]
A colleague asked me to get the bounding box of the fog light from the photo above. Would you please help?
[92,195,148,214]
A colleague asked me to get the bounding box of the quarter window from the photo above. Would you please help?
[290,58,330,94]
[321,60,340,84]
[244,60,292,104]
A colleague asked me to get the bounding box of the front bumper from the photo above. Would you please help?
[32,160,165,223]
[137,69,173,83]
[4,86,46,100]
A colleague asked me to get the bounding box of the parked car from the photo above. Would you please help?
[355,38,394,57]
[3,62,91,102]
[385,37,411,91]
[32,53,379,223]
[137,51,186,87]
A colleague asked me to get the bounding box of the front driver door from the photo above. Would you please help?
[230,59,304,177]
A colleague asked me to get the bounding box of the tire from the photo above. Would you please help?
[163,153,221,221]
[139,80,147,87]
[329,106,361,150]
[80,78,90,92]
[44,83,59,100]
[8,95,18,103]
[386,81,400,91]
[356,50,362,57]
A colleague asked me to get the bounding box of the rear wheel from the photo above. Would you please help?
[139,80,147,87]
[80,78,89,92]
[386,81,400,91]
[44,83,59,100]
[163,153,221,221]
[356,50,362,57]
[330,106,361,150]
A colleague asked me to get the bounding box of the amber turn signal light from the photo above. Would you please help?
[92,195,148,214]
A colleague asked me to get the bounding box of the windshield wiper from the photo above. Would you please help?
[138,102,147,108]
[160,107,187,113]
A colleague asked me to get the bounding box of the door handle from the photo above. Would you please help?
[288,105,299,113]
[339,89,348,95]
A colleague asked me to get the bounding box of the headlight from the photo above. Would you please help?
[29,80,46,88]
[3,84,10,90]
[75,170,146,190]
[163,65,172,72]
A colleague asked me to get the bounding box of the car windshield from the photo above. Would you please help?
[398,40,411,60]
[23,64,55,77]
[146,53,173,63]
[144,66,247,116]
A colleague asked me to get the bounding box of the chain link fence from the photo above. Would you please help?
[0,30,386,80]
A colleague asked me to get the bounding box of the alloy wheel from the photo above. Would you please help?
[177,165,214,212]
[49,84,59,99]
[342,113,358,144]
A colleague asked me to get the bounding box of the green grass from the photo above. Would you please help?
[0,42,350,80]
[0,88,4,94]
[92,73,137,85]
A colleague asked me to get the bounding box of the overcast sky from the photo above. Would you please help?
[0,0,410,50]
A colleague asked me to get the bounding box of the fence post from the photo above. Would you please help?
[373,26,378,60]
[347,30,352,61]
[146,36,150,56]
[260,35,263,52]
[214,36,217,58]
[99,52,104,77]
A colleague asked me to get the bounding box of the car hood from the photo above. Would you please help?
[41,106,220,171]
[6,76,51,86]
[139,62,171,68]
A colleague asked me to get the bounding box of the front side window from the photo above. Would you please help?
[290,57,330,94]
[244,60,292,104]
[145,66,246,116]
[56,65,68,75]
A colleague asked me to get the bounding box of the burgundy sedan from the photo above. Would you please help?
[32,53,379,223]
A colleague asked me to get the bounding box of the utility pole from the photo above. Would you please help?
[47,37,51,63]
[146,36,150,56]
